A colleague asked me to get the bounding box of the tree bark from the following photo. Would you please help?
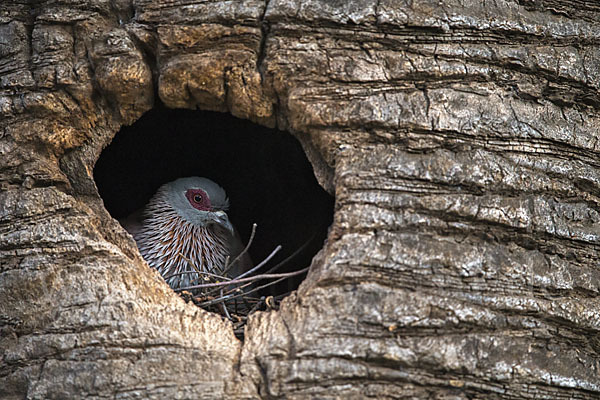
[1,0,600,398]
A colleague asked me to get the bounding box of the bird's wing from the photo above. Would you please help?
[119,209,144,238]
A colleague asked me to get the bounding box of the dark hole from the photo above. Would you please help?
[94,105,334,322]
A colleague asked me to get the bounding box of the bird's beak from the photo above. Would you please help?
[208,210,234,234]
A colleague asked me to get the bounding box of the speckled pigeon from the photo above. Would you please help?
[120,177,249,290]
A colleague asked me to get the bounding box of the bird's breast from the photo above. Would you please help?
[135,215,230,290]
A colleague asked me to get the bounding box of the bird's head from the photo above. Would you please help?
[161,177,233,233]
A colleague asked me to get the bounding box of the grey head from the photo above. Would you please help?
[161,176,233,233]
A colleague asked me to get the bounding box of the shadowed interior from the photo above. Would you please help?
[94,105,334,297]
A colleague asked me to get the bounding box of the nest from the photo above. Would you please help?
[167,224,311,338]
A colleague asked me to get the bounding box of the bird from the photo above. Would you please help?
[120,177,250,290]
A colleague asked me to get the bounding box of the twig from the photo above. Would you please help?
[219,255,230,275]
[263,230,318,275]
[247,296,266,316]
[217,268,306,302]
[175,263,303,292]
[215,232,317,297]
[171,222,321,333]
[234,245,282,280]
[178,252,202,275]
[176,252,218,285]
[163,270,232,282]
[199,268,309,304]
[219,289,231,320]
[194,268,309,307]
[197,244,283,297]
[222,223,257,276]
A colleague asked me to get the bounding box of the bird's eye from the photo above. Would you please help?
[193,194,202,203]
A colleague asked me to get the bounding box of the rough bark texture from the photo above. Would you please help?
[1,0,600,399]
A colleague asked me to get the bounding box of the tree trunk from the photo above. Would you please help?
[1,0,599,398]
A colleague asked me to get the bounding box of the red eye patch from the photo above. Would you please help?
[185,189,212,211]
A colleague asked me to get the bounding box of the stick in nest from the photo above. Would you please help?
[170,223,317,330]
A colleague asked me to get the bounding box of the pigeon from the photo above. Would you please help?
[120,177,250,290]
